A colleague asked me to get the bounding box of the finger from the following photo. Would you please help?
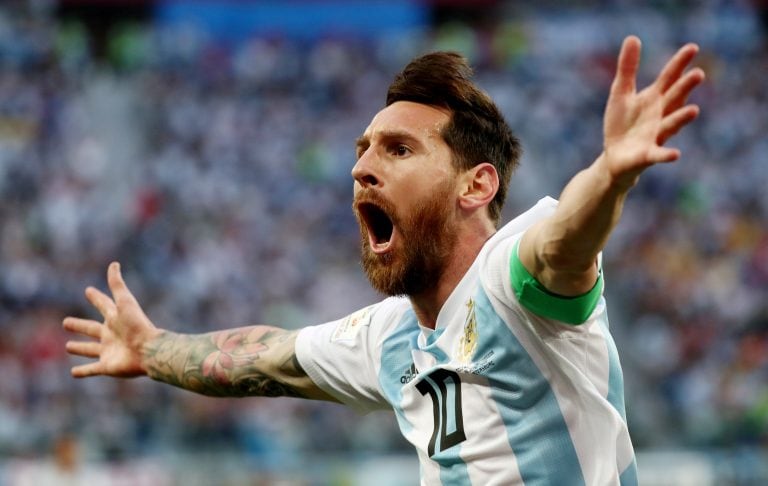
[656,43,699,93]
[107,261,138,308]
[657,104,700,146]
[62,317,103,339]
[66,340,101,358]
[663,67,705,115]
[647,146,681,164]
[71,362,104,378]
[85,286,116,319]
[611,35,642,96]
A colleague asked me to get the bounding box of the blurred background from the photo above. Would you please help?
[0,0,766,484]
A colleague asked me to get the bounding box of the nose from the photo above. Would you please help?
[351,151,380,188]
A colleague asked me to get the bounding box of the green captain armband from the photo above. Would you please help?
[510,240,603,325]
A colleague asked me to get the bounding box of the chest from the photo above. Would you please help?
[378,292,554,460]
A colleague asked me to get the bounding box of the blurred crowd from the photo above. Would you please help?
[0,0,767,475]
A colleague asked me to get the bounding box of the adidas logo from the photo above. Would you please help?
[400,363,419,384]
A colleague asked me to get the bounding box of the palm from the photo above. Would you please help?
[604,84,665,172]
[98,307,147,376]
[64,262,159,378]
[601,36,704,187]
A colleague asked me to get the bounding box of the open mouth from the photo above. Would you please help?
[357,202,396,253]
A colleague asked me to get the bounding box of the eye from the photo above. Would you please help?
[391,144,410,157]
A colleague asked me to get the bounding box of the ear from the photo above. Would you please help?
[457,163,499,213]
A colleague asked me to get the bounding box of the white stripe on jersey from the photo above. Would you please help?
[459,372,523,485]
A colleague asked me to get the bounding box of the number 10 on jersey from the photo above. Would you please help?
[416,369,467,457]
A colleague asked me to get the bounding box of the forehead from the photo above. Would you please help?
[362,101,450,141]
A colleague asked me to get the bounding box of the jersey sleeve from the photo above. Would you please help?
[295,303,390,414]
[480,197,604,326]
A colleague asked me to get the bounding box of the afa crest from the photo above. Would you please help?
[457,298,478,364]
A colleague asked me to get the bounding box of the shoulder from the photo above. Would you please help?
[477,196,558,273]
[488,196,558,250]
[313,296,412,344]
[366,296,412,328]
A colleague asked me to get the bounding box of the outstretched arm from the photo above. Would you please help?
[143,326,311,398]
[519,36,705,298]
[63,262,336,401]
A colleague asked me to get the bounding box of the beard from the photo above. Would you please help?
[355,179,457,297]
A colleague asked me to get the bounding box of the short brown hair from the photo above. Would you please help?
[386,52,521,226]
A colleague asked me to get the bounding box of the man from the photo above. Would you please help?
[64,36,704,484]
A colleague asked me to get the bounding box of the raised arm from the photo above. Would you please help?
[63,262,336,401]
[519,36,705,297]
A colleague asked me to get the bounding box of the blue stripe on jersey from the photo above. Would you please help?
[378,310,420,429]
[437,452,472,485]
[379,311,471,485]
[425,327,445,346]
[597,310,627,420]
[421,328,450,362]
[619,458,638,486]
[474,288,586,486]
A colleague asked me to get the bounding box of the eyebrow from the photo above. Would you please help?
[355,135,369,155]
[354,130,425,156]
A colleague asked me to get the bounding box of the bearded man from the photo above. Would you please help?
[64,36,704,485]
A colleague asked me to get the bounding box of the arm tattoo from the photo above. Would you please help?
[144,327,307,398]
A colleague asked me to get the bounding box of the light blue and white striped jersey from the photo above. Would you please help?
[296,197,637,485]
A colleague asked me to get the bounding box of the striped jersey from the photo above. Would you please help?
[295,197,637,485]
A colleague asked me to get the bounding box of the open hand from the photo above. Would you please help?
[601,35,705,188]
[63,262,160,378]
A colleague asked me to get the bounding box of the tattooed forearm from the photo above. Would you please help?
[143,326,307,398]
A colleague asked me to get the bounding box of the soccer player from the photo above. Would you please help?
[64,36,704,485]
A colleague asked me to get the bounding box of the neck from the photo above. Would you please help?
[409,221,495,329]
